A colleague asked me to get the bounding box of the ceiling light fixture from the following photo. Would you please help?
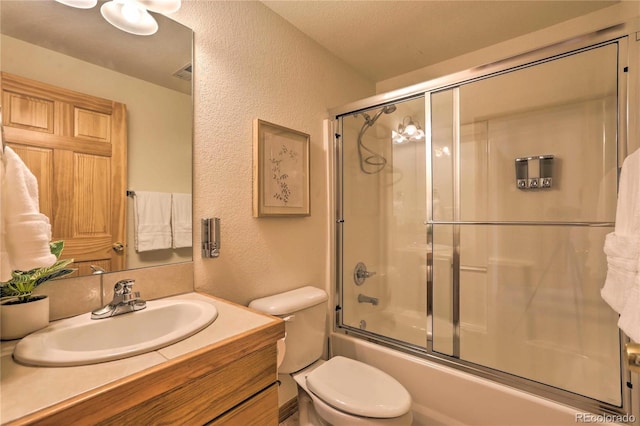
[392,116,425,145]
[101,0,158,36]
[434,146,451,158]
[55,0,181,36]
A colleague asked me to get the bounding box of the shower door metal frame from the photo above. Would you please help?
[332,21,639,419]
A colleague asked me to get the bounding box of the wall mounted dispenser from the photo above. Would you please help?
[515,158,529,189]
[515,155,554,190]
[201,218,220,258]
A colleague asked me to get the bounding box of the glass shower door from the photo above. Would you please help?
[430,42,622,405]
[339,96,428,348]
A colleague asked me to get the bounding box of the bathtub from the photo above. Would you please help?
[331,332,594,426]
[357,309,428,347]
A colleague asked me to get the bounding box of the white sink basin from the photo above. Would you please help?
[13,298,218,367]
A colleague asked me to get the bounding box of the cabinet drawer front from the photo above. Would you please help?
[209,384,278,426]
[100,345,277,425]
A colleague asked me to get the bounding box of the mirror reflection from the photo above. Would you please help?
[1,1,193,277]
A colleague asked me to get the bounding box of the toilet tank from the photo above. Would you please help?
[249,286,327,373]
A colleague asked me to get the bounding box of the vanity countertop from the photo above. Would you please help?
[0,292,283,425]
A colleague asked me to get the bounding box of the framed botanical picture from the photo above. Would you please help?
[253,119,310,217]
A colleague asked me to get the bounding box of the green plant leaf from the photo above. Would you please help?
[34,268,75,286]
[50,240,65,259]
[0,240,75,303]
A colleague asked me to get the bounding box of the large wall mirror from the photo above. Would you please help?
[1,1,193,278]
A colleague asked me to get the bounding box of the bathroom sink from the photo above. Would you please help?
[13,299,218,367]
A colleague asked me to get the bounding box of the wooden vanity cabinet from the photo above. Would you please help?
[12,318,284,426]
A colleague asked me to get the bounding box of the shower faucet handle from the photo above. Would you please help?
[354,262,375,286]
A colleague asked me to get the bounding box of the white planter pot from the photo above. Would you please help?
[1,296,50,340]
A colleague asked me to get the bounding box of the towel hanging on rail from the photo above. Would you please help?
[133,191,172,252]
[601,148,640,342]
[171,193,192,248]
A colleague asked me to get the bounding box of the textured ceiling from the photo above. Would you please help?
[262,0,619,82]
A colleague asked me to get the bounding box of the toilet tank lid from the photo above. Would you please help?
[249,286,327,315]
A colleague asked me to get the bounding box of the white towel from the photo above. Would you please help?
[134,191,172,252]
[4,146,40,215]
[601,233,640,313]
[5,214,56,272]
[620,277,640,343]
[171,193,192,248]
[1,147,56,279]
[601,148,640,341]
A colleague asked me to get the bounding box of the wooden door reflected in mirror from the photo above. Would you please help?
[2,73,127,277]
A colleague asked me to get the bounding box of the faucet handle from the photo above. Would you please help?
[114,279,135,295]
[354,262,376,285]
[123,291,141,302]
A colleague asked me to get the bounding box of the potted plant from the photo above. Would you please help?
[1,240,75,340]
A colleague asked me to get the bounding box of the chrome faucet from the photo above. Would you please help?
[90,265,106,274]
[91,279,146,320]
[357,293,379,306]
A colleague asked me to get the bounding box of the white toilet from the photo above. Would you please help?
[249,286,413,426]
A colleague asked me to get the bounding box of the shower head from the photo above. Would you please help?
[382,105,396,114]
[363,104,397,126]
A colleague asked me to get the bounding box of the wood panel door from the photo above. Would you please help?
[1,72,127,276]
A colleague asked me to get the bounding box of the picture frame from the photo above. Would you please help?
[253,119,310,217]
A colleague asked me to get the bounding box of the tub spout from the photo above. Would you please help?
[357,293,379,306]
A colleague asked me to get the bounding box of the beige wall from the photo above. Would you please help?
[170,2,374,305]
[1,35,192,270]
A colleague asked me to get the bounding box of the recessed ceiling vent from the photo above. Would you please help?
[173,64,192,81]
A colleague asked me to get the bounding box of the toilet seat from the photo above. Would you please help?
[305,356,411,418]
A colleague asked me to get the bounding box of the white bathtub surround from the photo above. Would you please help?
[331,333,587,426]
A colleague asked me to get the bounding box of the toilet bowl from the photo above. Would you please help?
[293,357,413,425]
[249,286,412,426]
